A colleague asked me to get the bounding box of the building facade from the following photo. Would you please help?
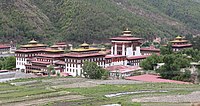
[140,45,160,55]
[0,45,10,55]
[15,39,47,72]
[108,29,151,67]
[0,41,16,57]
[110,29,142,56]
[63,43,109,76]
[15,29,161,77]
[25,48,65,74]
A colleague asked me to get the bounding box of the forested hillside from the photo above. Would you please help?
[1,0,200,44]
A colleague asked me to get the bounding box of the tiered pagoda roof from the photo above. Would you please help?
[110,29,143,41]
[64,42,108,58]
[35,45,65,58]
[71,42,101,52]
[170,36,189,43]
[64,52,107,58]
[15,39,47,53]
[51,42,68,48]
[44,48,64,53]
[15,49,45,53]
[20,39,47,48]
[169,36,192,48]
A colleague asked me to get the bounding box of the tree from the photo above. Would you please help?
[186,35,200,50]
[157,54,191,81]
[0,56,16,70]
[140,54,162,70]
[173,70,191,82]
[57,72,60,77]
[178,48,200,62]
[0,60,3,70]
[160,43,173,55]
[52,70,56,75]
[196,66,200,83]
[141,47,200,82]
[47,65,54,78]
[83,61,108,79]
[157,54,180,79]
[4,56,16,70]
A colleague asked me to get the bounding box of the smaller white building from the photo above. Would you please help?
[106,65,141,79]
[0,42,16,57]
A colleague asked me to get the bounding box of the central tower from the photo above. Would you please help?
[110,29,143,56]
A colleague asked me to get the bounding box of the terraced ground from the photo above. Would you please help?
[0,77,200,106]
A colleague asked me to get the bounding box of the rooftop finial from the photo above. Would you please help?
[29,39,38,44]
[175,36,182,40]
[122,28,132,36]
[80,42,89,48]
[31,38,36,41]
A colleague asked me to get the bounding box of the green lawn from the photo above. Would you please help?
[60,84,199,106]
[1,77,200,106]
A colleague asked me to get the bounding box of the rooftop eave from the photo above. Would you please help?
[109,37,143,41]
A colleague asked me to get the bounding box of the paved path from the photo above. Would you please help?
[132,91,200,103]
[0,71,37,82]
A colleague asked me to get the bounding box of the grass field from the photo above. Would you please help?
[0,77,200,106]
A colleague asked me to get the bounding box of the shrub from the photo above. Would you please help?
[52,70,56,75]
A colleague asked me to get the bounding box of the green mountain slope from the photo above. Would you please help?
[0,0,56,43]
[1,0,200,44]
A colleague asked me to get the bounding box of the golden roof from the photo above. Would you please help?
[28,39,38,44]
[72,42,101,52]
[45,49,64,53]
[170,40,188,43]
[51,45,59,48]
[80,42,89,47]
[175,36,182,40]
[123,30,131,33]
[170,36,188,43]
[122,28,132,36]
[21,39,47,48]
[21,44,47,48]
[71,47,100,52]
